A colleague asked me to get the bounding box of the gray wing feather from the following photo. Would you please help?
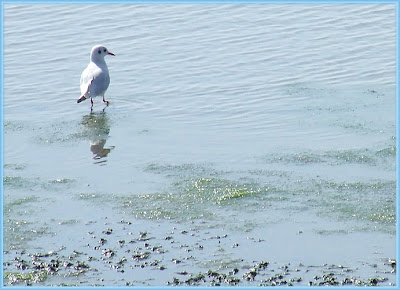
[80,65,95,97]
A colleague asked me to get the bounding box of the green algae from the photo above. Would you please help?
[4,271,48,286]
[4,163,27,170]
[118,159,396,234]
[77,192,109,201]
[4,120,27,132]
[120,176,271,222]
[145,163,223,178]
[326,149,375,165]
[3,176,38,190]
[4,196,39,209]
[181,177,264,205]
[3,218,51,250]
[267,146,395,167]
[376,145,396,157]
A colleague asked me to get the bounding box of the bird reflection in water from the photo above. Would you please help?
[80,112,115,164]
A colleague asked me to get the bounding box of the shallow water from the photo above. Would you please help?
[3,3,397,286]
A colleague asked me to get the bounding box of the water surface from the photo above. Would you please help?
[3,3,397,286]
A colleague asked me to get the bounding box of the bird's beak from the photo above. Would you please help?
[108,51,115,56]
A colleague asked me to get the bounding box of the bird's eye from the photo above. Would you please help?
[104,49,107,52]
[98,50,101,54]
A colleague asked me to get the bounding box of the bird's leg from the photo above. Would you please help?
[90,98,94,111]
[102,95,109,106]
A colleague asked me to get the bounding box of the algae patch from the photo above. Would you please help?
[4,196,39,209]
[119,161,396,233]
[4,271,48,286]
[313,179,396,232]
[4,163,27,170]
[3,176,39,190]
[120,177,270,222]
[267,146,395,168]
[179,177,264,205]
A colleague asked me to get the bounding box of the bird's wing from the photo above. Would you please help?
[80,65,95,97]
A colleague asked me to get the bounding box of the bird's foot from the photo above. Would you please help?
[102,97,109,106]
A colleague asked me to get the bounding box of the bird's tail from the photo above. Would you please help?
[77,95,87,103]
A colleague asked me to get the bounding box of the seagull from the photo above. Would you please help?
[77,45,115,109]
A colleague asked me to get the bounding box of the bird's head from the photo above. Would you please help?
[90,45,115,62]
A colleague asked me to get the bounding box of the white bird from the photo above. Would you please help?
[77,45,115,109]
